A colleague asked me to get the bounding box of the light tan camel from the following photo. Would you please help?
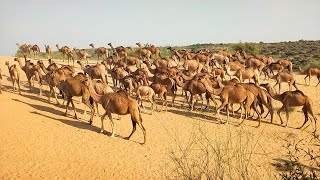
[14,56,42,95]
[82,78,146,144]
[245,57,265,72]
[226,66,260,84]
[73,47,90,64]
[215,83,260,126]
[16,43,31,57]
[44,45,52,59]
[83,79,114,116]
[211,68,226,80]
[59,73,95,124]
[77,60,107,83]
[5,61,21,94]
[150,82,168,112]
[108,43,127,58]
[269,71,298,93]
[136,42,151,60]
[31,44,40,58]
[132,86,156,114]
[89,43,109,60]
[183,59,202,72]
[261,83,317,131]
[66,51,75,66]
[56,44,71,62]
[278,59,293,72]
[298,66,320,86]
[154,56,178,68]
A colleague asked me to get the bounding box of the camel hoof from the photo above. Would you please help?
[100,130,104,133]
[88,120,92,125]
[124,137,130,140]
[74,115,78,119]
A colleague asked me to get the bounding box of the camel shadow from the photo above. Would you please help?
[271,158,320,172]
[167,108,221,124]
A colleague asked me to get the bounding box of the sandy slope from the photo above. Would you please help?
[0,56,319,179]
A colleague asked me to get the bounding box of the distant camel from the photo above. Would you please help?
[261,83,317,132]
[108,43,127,58]
[278,59,293,72]
[56,44,71,62]
[31,44,41,58]
[269,71,298,93]
[73,47,90,64]
[298,66,320,86]
[5,61,21,94]
[16,43,31,57]
[44,45,52,59]
[89,43,109,60]
[82,77,146,144]
[136,42,151,60]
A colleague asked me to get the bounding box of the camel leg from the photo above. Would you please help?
[95,102,101,117]
[148,96,155,115]
[12,79,15,91]
[53,90,60,105]
[70,99,78,119]
[284,107,289,127]
[83,98,95,125]
[107,113,115,137]
[125,121,136,140]
[64,99,71,116]
[298,106,309,130]
[190,94,194,111]
[277,105,285,125]
[100,111,108,133]
[216,101,228,124]
[17,80,21,95]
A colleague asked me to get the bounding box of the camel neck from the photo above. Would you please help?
[87,81,103,104]
[267,87,282,101]
[200,79,214,94]
[174,77,185,88]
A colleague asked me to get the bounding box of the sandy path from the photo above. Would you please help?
[0,56,319,179]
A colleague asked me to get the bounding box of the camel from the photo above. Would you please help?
[77,60,107,83]
[278,59,293,72]
[183,59,202,72]
[255,55,274,65]
[46,59,59,72]
[145,44,160,59]
[150,83,168,112]
[132,86,156,114]
[89,43,109,60]
[44,45,52,59]
[30,44,41,58]
[66,51,75,66]
[245,57,265,72]
[269,71,298,93]
[5,61,21,94]
[214,83,261,126]
[136,42,152,60]
[56,44,71,62]
[82,78,146,144]
[212,53,230,67]
[110,67,129,88]
[74,47,90,64]
[59,73,95,124]
[154,56,178,68]
[108,43,127,58]
[123,56,141,67]
[261,83,317,131]
[16,43,31,57]
[264,62,284,76]
[211,68,226,80]
[298,66,320,86]
[167,47,187,61]
[14,56,42,95]
[226,66,260,85]
[83,79,114,116]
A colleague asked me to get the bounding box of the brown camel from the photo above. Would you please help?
[245,57,265,72]
[30,44,41,58]
[167,47,187,62]
[264,62,284,77]
[183,59,201,72]
[136,42,151,60]
[77,60,107,83]
[226,66,260,84]
[56,44,71,62]
[66,51,75,66]
[5,61,21,94]
[59,73,95,124]
[14,56,42,95]
[154,56,178,68]
[269,71,298,93]
[215,83,260,126]
[132,86,156,114]
[82,77,146,144]
[74,47,90,64]
[110,67,129,88]
[16,43,31,57]
[298,66,320,86]
[150,82,168,112]
[278,59,293,72]
[108,43,127,58]
[89,43,109,60]
[44,45,52,59]
[261,83,317,131]
[211,68,226,80]
[145,44,160,59]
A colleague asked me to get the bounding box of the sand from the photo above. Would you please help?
[0,56,319,179]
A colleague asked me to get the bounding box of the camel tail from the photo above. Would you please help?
[298,66,305,74]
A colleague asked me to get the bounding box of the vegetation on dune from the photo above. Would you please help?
[16,40,320,69]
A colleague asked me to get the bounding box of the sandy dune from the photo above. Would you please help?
[0,56,319,179]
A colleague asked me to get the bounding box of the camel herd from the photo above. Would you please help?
[2,42,320,144]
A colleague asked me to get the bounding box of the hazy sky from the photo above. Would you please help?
[0,0,319,55]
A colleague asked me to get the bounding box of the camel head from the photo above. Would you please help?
[107,43,112,46]
[5,61,9,66]
[136,42,142,47]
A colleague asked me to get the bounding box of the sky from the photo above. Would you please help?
[0,0,319,55]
